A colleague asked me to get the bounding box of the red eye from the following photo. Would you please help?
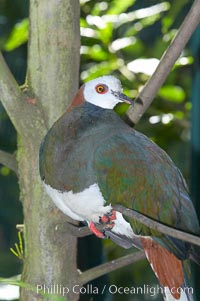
[95,84,108,94]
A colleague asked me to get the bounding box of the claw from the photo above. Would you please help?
[99,210,117,224]
[108,210,117,221]
[105,222,115,230]
[89,222,105,238]
[89,210,117,239]
[99,215,110,223]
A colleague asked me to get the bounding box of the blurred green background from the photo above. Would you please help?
[0,0,199,300]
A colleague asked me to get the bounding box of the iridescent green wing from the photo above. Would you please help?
[93,130,199,257]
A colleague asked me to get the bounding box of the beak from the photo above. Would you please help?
[111,90,134,105]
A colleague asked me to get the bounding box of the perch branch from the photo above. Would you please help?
[114,205,200,247]
[56,207,200,247]
[79,250,145,285]
[126,0,200,125]
[55,222,92,237]
[0,150,18,175]
[55,221,110,237]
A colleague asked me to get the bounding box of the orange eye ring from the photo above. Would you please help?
[95,84,108,94]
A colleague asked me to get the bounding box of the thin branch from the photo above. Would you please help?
[114,205,200,247]
[55,222,92,237]
[0,52,46,138]
[0,150,18,175]
[55,221,111,238]
[0,52,24,133]
[79,250,145,285]
[126,0,200,125]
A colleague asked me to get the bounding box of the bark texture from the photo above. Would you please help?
[18,0,80,300]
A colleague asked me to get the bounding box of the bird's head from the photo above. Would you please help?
[68,76,133,111]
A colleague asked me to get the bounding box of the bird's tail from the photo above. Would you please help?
[141,238,194,301]
[162,284,193,301]
[190,245,200,265]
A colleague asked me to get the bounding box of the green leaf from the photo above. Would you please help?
[107,0,136,15]
[175,56,194,67]
[0,276,36,293]
[80,18,88,28]
[91,2,109,15]
[98,23,113,45]
[0,277,66,301]
[4,18,29,51]
[114,102,131,116]
[174,111,185,119]
[0,166,10,176]
[81,59,122,81]
[110,37,137,52]
[158,85,185,103]
[162,0,189,33]
[81,45,110,61]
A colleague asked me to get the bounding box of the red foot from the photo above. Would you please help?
[89,211,117,238]
[105,222,114,230]
[99,210,117,223]
[89,222,105,238]
[108,210,117,221]
[100,215,110,223]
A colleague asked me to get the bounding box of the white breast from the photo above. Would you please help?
[43,182,135,239]
[43,182,112,222]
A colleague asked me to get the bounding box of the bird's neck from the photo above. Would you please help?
[59,102,127,140]
[69,102,116,123]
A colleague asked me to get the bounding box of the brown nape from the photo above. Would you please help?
[140,238,184,300]
[67,84,85,112]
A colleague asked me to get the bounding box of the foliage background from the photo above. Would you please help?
[0,0,199,300]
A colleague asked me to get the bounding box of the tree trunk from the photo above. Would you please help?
[19,0,80,300]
